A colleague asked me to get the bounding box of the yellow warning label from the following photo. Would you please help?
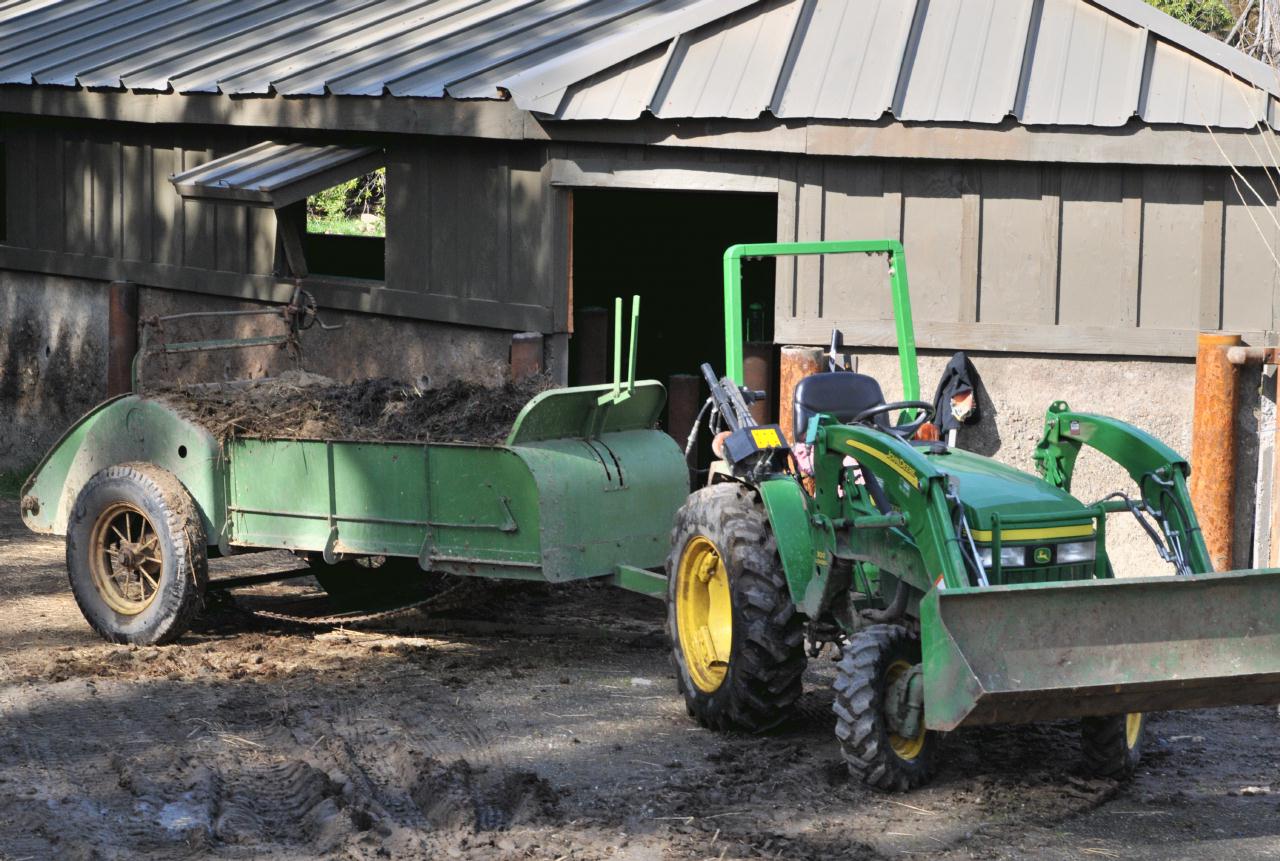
[750,428,783,449]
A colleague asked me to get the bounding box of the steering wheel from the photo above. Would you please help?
[852,400,936,439]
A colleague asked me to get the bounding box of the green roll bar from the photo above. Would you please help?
[722,240,920,404]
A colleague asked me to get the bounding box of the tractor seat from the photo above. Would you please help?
[792,372,889,440]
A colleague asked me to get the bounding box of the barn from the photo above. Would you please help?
[2,0,1278,566]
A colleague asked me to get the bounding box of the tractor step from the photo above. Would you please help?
[609,565,668,598]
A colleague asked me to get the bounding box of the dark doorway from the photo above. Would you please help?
[569,188,777,429]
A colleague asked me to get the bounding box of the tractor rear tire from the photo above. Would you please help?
[1080,713,1145,779]
[666,482,807,732]
[833,624,939,792]
[65,463,208,645]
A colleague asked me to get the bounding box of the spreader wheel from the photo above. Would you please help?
[66,463,208,645]
[834,624,939,792]
[1080,712,1145,779]
[666,482,807,732]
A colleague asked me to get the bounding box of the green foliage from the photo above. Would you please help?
[1145,0,1235,34]
[306,168,386,237]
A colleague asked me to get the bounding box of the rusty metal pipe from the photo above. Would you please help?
[1190,332,1243,571]
[106,281,138,397]
[779,345,825,444]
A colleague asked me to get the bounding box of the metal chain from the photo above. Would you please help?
[234,576,494,628]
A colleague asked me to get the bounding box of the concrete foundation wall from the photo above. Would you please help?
[0,271,108,472]
[850,350,1266,574]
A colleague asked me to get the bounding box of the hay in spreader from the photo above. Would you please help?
[154,371,555,444]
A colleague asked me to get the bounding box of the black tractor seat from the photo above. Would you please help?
[792,371,890,440]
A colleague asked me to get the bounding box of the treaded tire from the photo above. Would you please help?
[833,624,939,792]
[65,463,208,645]
[665,482,806,732]
[1080,713,1145,779]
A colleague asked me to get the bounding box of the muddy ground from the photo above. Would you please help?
[3,500,1280,860]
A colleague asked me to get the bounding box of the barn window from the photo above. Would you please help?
[300,167,385,280]
[169,141,385,281]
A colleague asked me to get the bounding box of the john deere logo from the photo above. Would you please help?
[1033,547,1052,565]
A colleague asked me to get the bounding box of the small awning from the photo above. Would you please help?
[169,141,383,207]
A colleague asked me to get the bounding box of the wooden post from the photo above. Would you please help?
[510,332,544,380]
[743,342,775,425]
[1190,332,1243,571]
[573,306,608,386]
[106,280,138,396]
[667,374,700,463]
[779,346,824,444]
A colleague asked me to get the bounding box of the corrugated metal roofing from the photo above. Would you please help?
[0,0,1276,129]
[169,141,383,206]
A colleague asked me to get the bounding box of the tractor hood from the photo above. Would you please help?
[922,447,1089,535]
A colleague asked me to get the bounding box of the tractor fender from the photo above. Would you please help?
[757,477,834,616]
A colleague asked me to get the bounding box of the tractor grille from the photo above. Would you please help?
[997,563,1094,586]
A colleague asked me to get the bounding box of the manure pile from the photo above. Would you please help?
[154,371,554,444]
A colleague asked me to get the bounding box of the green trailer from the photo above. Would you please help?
[20,297,686,644]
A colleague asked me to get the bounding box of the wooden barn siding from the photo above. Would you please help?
[774,158,1278,356]
[0,119,560,333]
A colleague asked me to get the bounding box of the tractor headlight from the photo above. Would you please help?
[976,546,1027,568]
[1055,540,1097,564]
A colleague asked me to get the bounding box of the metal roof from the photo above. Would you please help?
[0,0,1276,129]
[169,141,383,206]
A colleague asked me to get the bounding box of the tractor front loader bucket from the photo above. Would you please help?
[921,568,1280,731]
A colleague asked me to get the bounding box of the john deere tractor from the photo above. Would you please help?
[667,240,1280,791]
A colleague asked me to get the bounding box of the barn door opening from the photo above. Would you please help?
[568,188,777,444]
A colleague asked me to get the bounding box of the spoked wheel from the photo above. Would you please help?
[89,503,165,615]
[834,624,939,792]
[666,482,807,732]
[1081,712,1145,779]
[66,463,207,645]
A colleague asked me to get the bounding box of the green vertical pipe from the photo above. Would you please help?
[721,240,921,398]
[724,250,745,383]
[627,295,640,396]
[612,296,622,399]
[887,247,920,403]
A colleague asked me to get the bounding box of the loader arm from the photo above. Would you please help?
[1033,400,1211,574]
[811,421,969,593]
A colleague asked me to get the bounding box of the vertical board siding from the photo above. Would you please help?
[1222,169,1279,332]
[1058,166,1138,327]
[34,123,65,253]
[1138,168,1205,330]
[900,164,968,323]
[978,164,1058,325]
[389,137,555,321]
[778,156,1257,347]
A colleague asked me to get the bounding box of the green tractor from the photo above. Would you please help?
[667,240,1280,791]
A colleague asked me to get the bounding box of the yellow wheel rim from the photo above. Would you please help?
[89,502,164,616]
[675,536,733,693]
[1125,712,1144,748]
[886,660,927,761]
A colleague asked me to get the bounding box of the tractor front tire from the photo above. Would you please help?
[666,482,806,732]
[65,463,208,645]
[1080,713,1145,779]
[834,624,939,792]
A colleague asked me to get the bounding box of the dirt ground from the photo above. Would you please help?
[3,501,1280,860]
